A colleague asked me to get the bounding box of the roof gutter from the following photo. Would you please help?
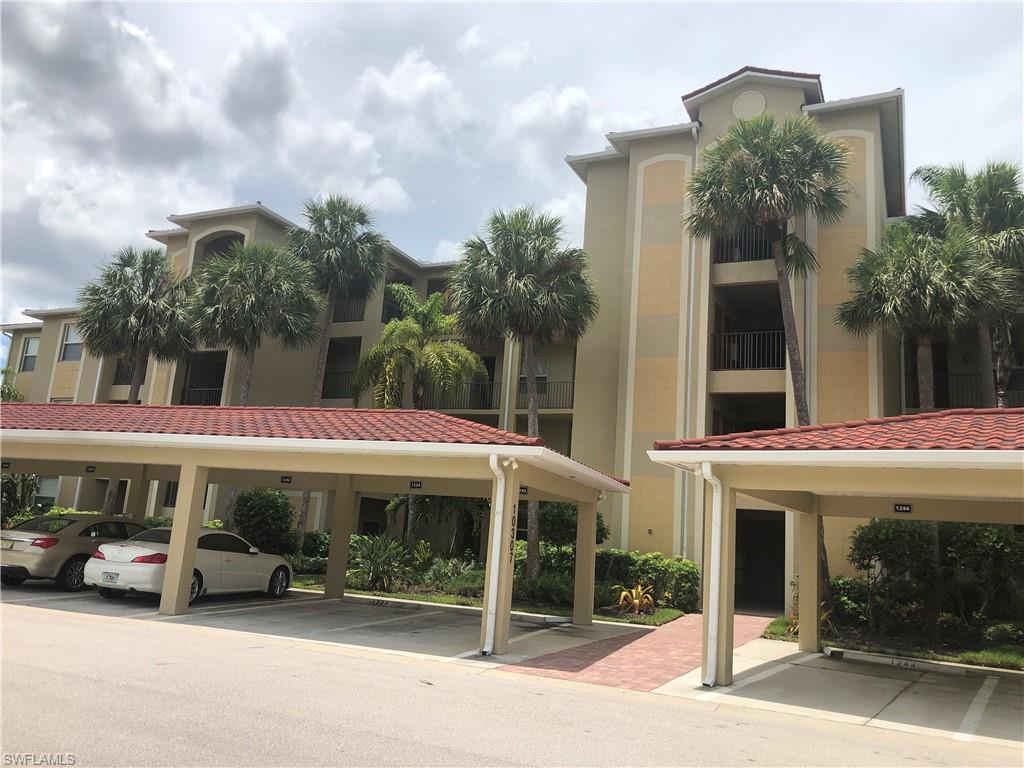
[648,449,1023,471]
[482,454,512,655]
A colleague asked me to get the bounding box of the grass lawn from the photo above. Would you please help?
[761,615,1024,671]
[290,574,684,626]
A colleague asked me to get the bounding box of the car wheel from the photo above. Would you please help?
[1,574,27,586]
[189,570,202,604]
[98,587,126,599]
[267,567,289,598]
[56,556,89,591]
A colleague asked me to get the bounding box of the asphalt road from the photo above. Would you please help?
[2,603,1020,767]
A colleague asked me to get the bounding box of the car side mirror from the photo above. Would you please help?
[249,546,259,554]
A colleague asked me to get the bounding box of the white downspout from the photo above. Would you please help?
[482,453,507,655]
[700,461,723,687]
[681,121,700,560]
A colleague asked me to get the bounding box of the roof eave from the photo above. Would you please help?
[648,449,1024,472]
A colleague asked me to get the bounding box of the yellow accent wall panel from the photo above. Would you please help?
[49,362,80,400]
[632,356,677,432]
[817,350,869,423]
[637,243,682,316]
[626,476,675,554]
[642,160,687,206]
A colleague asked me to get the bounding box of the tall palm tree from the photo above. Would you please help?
[77,246,196,514]
[836,222,1014,411]
[191,241,323,523]
[77,246,195,405]
[288,195,389,532]
[911,162,1024,406]
[191,241,323,407]
[449,207,598,581]
[354,284,486,544]
[686,113,850,427]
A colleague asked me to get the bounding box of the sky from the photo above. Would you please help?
[2,1,1022,363]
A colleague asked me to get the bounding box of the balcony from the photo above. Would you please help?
[516,380,575,410]
[904,369,1024,410]
[712,226,773,264]
[711,331,785,371]
[112,358,136,386]
[423,381,499,410]
[322,371,356,400]
[332,298,366,323]
[180,387,222,406]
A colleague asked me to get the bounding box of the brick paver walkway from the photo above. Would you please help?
[501,613,771,692]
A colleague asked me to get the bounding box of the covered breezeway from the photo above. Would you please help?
[1,403,628,656]
[649,408,1024,687]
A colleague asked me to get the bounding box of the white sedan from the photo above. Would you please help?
[84,528,292,604]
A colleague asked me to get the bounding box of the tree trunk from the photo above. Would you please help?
[405,494,419,546]
[916,332,935,411]
[127,350,148,405]
[925,519,942,635]
[223,346,257,526]
[296,285,338,535]
[522,334,541,582]
[977,321,997,409]
[100,479,119,515]
[772,225,811,427]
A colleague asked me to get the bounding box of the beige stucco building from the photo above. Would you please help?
[4,67,1019,612]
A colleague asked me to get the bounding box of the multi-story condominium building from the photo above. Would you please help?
[5,67,1018,611]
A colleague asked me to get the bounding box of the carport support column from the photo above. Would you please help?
[324,476,358,599]
[124,467,148,521]
[700,470,737,686]
[159,463,209,615]
[573,500,598,625]
[798,504,822,654]
[480,460,518,655]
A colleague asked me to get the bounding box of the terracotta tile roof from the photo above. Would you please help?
[653,409,1024,452]
[0,403,543,447]
[680,65,823,103]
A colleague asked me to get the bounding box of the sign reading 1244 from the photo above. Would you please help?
[894,503,912,514]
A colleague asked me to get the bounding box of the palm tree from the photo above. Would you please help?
[77,246,195,405]
[449,207,598,581]
[1,368,24,403]
[191,241,323,523]
[191,241,323,407]
[686,113,850,427]
[836,222,1014,411]
[354,284,486,545]
[911,162,1024,406]
[77,245,196,514]
[288,195,389,532]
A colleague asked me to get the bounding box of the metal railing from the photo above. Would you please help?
[423,381,499,410]
[321,371,357,400]
[905,369,1024,409]
[180,387,222,406]
[332,298,366,323]
[710,331,786,370]
[712,226,773,264]
[516,380,575,410]
[112,358,137,386]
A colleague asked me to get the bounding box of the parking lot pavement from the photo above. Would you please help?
[653,638,1024,748]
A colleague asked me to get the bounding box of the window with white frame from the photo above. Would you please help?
[519,356,549,395]
[60,324,83,362]
[19,336,39,372]
[49,398,73,404]
[34,476,59,510]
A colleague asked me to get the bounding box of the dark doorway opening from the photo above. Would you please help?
[735,508,786,613]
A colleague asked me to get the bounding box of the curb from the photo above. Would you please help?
[824,646,1024,679]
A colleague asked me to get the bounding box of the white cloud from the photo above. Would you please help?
[487,41,535,69]
[542,190,586,246]
[432,238,462,262]
[456,25,486,53]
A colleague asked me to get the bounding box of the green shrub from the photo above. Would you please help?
[204,519,224,529]
[285,554,328,575]
[594,580,620,611]
[830,575,869,628]
[144,516,175,529]
[983,621,1024,645]
[514,572,574,606]
[422,557,472,590]
[593,548,700,609]
[234,488,299,555]
[537,502,610,546]
[446,568,486,597]
[664,558,700,611]
[411,540,433,573]
[302,530,331,558]
[350,535,407,592]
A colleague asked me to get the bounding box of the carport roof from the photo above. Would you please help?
[652,408,1024,452]
[0,403,542,446]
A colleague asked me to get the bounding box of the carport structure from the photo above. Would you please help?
[1,403,628,655]
[649,408,1024,687]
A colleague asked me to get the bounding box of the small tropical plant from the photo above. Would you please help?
[613,582,655,616]
[411,540,433,572]
[350,535,408,592]
[1,368,24,402]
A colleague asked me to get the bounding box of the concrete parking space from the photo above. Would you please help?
[654,638,1024,748]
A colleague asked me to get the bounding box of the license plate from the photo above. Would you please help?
[101,572,119,584]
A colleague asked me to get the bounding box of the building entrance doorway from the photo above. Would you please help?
[734,508,786,612]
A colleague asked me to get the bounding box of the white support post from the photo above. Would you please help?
[573,500,598,626]
[324,476,358,599]
[159,463,209,615]
[480,459,518,655]
[124,467,148,522]
[798,505,822,654]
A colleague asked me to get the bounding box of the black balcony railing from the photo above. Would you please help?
[904,369,1024,409]
[712,226,773,264]
[112,358,137,386]
[423,381,499,410]
[322,371,357,400]
[332,298,366,323]
[180,387,222,406]
[516,380,575,410]
[711,331,786,371]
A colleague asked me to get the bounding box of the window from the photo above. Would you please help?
[49,398,73,404]
[131,528,171,544]
[60,324,83,362]
[123,523,146,538]
[19,337,39,372]
[199,532,252,553]
[13,516,74,533]
[34,476,59,510]
[81,522,126,539]
[519,357,549,395]
[163,481,179,508]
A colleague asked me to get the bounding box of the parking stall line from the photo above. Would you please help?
[309,609,448,636]
[447,625,563,661]
[953,675,999,742]
[151,595,326,620]
[1,592,100,604]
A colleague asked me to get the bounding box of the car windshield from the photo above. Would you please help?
[130,529,172,544]
[11,517,75,534]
